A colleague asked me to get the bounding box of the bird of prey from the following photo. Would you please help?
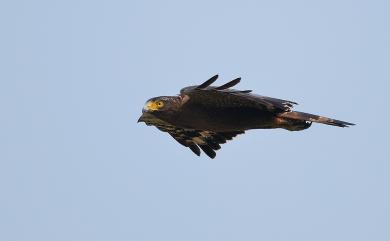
[138,75,354,158]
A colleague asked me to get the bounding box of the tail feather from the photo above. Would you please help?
[279,111,355,127]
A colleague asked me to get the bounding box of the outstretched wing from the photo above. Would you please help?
[156,125,244,158]
[180,74,297,113]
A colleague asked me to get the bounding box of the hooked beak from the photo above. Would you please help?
[137,114,145,123]
[137,112,154,123]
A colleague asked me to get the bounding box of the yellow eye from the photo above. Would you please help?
[156,101,164,107]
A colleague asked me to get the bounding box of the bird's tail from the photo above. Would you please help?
[278,111,355,128]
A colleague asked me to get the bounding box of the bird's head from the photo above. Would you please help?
[138,96,180,123]
[142,96,176,112]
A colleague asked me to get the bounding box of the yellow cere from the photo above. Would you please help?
[144,101,164,111]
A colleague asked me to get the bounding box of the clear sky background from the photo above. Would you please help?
[1,0,389,241]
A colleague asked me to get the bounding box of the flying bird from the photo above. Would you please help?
[138,75,354,158]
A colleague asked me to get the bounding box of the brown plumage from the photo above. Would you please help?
[138,75,354,158]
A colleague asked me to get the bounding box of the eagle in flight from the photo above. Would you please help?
[138,75,354,158]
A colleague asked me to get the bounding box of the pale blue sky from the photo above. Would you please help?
[1,0,389,241]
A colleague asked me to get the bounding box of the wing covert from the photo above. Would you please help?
[180,75,297,112]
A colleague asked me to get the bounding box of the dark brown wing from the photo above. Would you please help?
[139,111,244,158]
[156,125,244,158]
[180,75,297,113]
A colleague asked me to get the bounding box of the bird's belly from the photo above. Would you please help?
[173,106,277,131]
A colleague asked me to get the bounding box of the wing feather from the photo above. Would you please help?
[196,75,219,89]
[181,75,296,113]
[215,77,241,90]
[157,124,244,158]
[198,145,216,158]
[189,144,201,156]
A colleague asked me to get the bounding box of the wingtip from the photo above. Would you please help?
[197,74,219,89]
[189,145,201,156]
[215,77,241,90]
[199,145,217,159]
